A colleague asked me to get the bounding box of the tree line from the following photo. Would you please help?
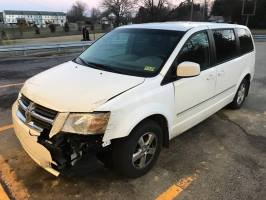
[67,0,266,28]
[211,0,266,28]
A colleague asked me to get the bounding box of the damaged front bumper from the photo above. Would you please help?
[12,103,104,176]
[38,132,103,173]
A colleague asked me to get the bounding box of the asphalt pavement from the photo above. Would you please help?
[0,44,265,200]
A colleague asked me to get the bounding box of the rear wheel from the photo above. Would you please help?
[112,120,162,178]
[229,78,249,109]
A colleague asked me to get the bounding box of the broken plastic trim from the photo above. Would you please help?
[37,131,104,172]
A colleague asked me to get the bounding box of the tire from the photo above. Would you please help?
[229,78,249,109]
[112,119,163,178]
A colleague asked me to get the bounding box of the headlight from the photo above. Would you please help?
[62,112,110,135]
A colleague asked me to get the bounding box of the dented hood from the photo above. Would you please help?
[21,61,145,112]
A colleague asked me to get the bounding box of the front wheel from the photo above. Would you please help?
[229,78,249,109]
[112,120,163,178]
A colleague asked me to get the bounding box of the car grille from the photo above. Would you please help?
[17,94,58,133]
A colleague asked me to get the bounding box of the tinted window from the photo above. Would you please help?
[177,32,210,71]
[78,29,184,77]
[237,28,254,54]
[213,29,237,63]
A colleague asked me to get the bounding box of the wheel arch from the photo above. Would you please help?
[236,72,251,96]
[243,73,251,96]
[109,113,171,148]
[136,114,170,148]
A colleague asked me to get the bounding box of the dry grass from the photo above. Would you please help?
[1,33,104,46]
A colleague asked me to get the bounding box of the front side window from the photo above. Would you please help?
[237,28,254,55]
[176,31,210,71]
[213,29,237,63]
[77,28,184,77]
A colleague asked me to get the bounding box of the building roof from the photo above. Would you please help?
[119,21,247,32]
[3,10,66,16]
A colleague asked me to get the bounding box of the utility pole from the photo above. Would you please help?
[151,0,154,22]
[241,0,257,26]
[241,0,245,16]
[252,0,257,25]
[190,0,194,21]
[204,0,207,21]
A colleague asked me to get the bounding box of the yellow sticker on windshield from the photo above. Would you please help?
[144,66,156,72]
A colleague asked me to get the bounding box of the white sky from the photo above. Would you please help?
[0,0,209,13]
[0,0,99,13]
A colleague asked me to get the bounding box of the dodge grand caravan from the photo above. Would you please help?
[12,22,255,178]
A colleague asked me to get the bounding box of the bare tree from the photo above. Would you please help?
[67,1,87,22]
[143,0,168,9]
[102,0,135,27]
[141,0,169,22]
[91,8,102,24]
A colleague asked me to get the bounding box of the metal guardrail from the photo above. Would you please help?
[0,41,93,55]
[0,35,265,56]
[253,35,266,41]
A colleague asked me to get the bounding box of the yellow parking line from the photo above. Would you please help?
[156,175,197,200]
[0,83,24,89]
[0,156,30,200]
[0,184,10,200]
[0,125,13,133]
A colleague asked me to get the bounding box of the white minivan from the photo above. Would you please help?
[12,22,255,178]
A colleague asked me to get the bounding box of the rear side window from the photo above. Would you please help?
[237,28,254,55]
[213,29,238,64]
[177,31,210,71]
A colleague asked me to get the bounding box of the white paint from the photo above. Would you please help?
[12,103,60,176]
[21,61,145,112]
[118,21,247,32]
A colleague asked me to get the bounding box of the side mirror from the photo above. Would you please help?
[176,62,200,78]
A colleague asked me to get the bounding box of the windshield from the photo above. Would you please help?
[77,28,185,77]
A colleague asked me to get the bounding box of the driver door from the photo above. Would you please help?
[171,31,217,137]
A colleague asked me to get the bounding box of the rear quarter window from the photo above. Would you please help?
[213,29,238,64]
[237,28,254,55]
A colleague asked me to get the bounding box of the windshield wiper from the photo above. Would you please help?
[85,60,126,74]
[74,57,99,68]
[75,57,128,75]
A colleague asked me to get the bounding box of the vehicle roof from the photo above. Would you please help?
[118,21,248,32]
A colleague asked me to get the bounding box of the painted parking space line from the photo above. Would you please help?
[0,155,30,200]
[0,125,13,133]
[156,174,197,200]
[0,184,10,200]
[0,83,24,89]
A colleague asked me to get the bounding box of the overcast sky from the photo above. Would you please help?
[0,0,207,13]
[0,0,99,13]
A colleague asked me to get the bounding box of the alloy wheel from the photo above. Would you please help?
[132,132,158,169]
[237,83,246,105]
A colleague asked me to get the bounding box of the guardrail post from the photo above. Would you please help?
[23,47,27,56]
[57,44,61,52]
